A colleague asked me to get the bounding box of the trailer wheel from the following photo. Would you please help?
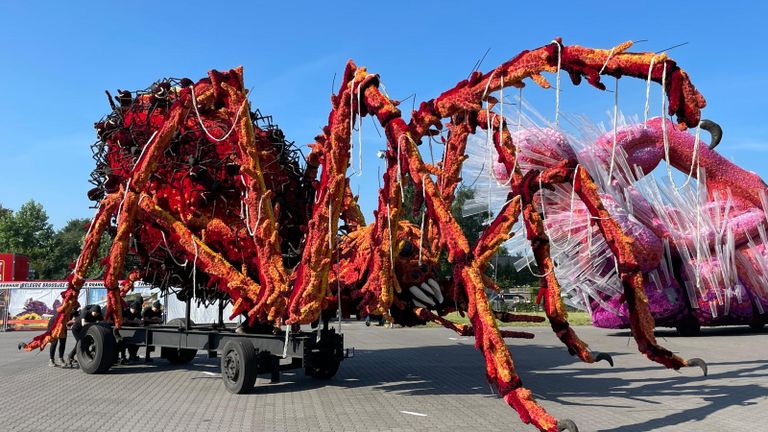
[78,324,117,374]
[307,351,341,379]
[158,318,198,364]
[221,339,257,394]
[167,317,194,329]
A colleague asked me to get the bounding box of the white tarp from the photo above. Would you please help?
[7,289,87,319]
[0,280,157,320]
[8,288,58,318]
[165,296,239,324]
[0,281,238,326]
[0,281,155,290]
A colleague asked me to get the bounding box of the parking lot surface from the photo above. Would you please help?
[0,323,766,431]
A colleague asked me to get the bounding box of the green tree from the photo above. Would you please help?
[494,257,540,287]
[45,218,91,279]
[0,203,11,220]
[402,179,539,287]
[41,218,112,280]
[450,186,489,248]
[0,202,112,279]
[401,177,490,247]
[0,200,55,279]
[401,179,491,278]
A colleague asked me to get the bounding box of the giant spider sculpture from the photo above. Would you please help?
[26,39,721,431]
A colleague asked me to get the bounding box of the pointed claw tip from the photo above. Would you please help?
[594,352,614,367]
[700,119,722,150]
[687,358,708,376]
[557,419,579,432]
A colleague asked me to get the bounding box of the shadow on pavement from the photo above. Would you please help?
[96,339,768,431]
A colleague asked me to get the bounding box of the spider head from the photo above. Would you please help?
[393,225,445,312]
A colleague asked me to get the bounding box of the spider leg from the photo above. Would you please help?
[303,140,366,232]
[400,128,563,432]
[423,120,473,254]
[437,119,473,202]
[414,307,535,339]
[354,82,409,319]
[356,72,571,431]
[414,307,472,336]
[138,196,260,315]
[340,179,366,232]
[357,78,562,428]
[288,63,372,324]
[103,186,140,326]
[573,166,702,373]
[354,166,402,318]
[119,270,142,297]
[481,276,548,328]
[217,69,290,322]
[102,92,191,328]
[519,171,597,364]
[304,136,366,319]
[494,310,547,324]
[476,110,602,365]
[354,104,416,318]
[21,192,121,351]
[416,118,477,311]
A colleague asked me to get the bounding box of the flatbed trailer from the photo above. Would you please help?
[75,300,347,394]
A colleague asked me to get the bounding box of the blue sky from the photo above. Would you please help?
[0,1,765,228]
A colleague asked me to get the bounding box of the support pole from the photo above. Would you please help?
[163,293,168,323]
[1,288,8,332]
[185,295,192,331]
[270,355,280,383]
[218,299,225,328]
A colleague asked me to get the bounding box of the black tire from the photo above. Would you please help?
[676,316,701,337]
[308,356,340,380]
[159,318,198,364]
[305,341,341,380]
[167,317,194,329]
[220,339,257,394]
[77,324,117,374]
[306,329,343,379]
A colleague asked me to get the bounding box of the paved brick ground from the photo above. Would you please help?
[0,323,766,432]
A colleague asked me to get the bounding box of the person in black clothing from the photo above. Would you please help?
[140,300,163,362]
[119,299,143,364]
[64,304,103,368]
[123,299,143,324]
[47,308,78,367]
[141,300,163,324]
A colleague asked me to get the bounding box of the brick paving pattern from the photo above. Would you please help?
[0,324,766,431]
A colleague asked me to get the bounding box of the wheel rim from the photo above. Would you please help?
[223,350,240,382]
